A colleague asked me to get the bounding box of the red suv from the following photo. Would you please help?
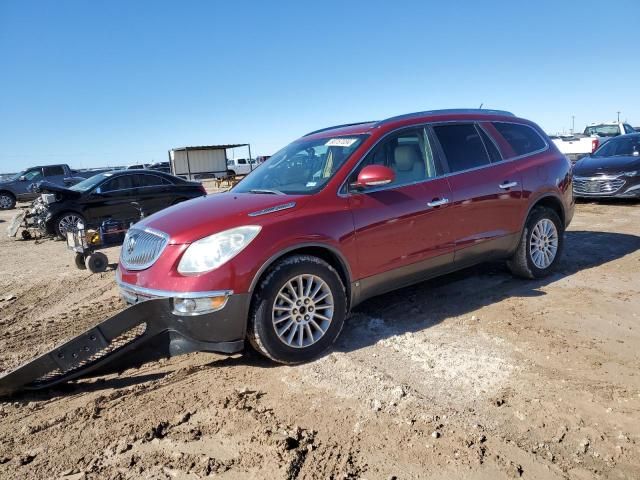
[117,109,574,364]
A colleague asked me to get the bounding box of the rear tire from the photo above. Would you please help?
[247,255,347,364]
[507,207,564,279]
[0,192,16,210]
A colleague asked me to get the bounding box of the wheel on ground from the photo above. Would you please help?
[75,252,87,270]
[21,230,33,240]
[55,212,84,239]
[85,252,108,273]
[247,255,347,364]
[507,207,564,279]
[0,192,16,210]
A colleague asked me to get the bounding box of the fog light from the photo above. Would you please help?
[172,295,228,316]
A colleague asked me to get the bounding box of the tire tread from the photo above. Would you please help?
[247,254,346,364]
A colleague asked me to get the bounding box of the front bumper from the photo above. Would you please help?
[117,276,250,347]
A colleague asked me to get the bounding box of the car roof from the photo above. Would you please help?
[302,108,519,140]
[103,169,172,178]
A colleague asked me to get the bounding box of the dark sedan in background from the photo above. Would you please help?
[36,170,206,237]
[573,133,640,199]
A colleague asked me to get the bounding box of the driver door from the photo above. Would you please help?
[84,174,139,227]
[347,128,455,299]
[15,168,44,200]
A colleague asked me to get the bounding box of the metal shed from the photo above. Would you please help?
[168,144,251,180]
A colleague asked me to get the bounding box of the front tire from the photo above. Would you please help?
[74,253,87,270]
[507,207,564,279]
[55,212,84,239]
[247,255,347,364]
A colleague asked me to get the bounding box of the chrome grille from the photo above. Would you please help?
[573,176,625,196]
[120,227,169,270]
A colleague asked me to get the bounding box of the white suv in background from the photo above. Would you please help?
[226,158,257,176]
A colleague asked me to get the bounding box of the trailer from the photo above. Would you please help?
[169,144,251,181]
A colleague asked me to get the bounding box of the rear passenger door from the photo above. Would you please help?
[42,165,67,186]
[132,173,175,215]
[431,122,525,264]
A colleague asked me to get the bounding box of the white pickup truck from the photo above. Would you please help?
[226,158,258,176]
[551,122,636,163]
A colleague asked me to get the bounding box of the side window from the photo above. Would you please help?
[22,168,44,181]
[433,124,490,172]
[477,126,502,162]
[43,166,65,176]
[238,159,247,165]
[492,122,546,158]
[101,175,135,192]
[136,174,165,187]
[624,124,635,134]
[351,129,437,188]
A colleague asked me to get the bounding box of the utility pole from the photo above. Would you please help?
[617,111,621,122]
[571,115,575,134]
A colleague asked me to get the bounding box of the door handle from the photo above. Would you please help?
[499,181,518,189]
[427,198,449,208]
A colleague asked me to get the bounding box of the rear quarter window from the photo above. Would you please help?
[492,122,547,158]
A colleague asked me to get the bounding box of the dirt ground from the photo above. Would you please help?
[0,197,639,480]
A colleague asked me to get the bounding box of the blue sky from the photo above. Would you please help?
[1,0,638,171]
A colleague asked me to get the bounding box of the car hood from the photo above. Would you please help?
[34,181,83,198]
[138,192,310,245]
[574,155,640,176]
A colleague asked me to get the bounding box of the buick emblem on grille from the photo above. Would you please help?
[126,233,139,255]
[120,227,169,270]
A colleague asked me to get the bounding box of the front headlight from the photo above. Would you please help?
[177,226,261,275]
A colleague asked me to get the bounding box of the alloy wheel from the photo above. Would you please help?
[0,195,13,209]
[58,214,82,236]
[271,274,334,348]
[529,218,558,269]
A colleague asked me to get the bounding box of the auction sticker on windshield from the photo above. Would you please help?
[326,138,358,147]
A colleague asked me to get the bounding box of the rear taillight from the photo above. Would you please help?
[591,138,599,153]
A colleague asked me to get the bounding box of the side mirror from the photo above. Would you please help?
[94,187,103,194]
[19,176,26,182]
[352,165,395,190]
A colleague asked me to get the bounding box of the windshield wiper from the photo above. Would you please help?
[250,189,285,195]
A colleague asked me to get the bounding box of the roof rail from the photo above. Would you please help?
[303,121,377,137]
[376,108,515,127]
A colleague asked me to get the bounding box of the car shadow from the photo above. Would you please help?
[3,230,638,400]
[332,230,640,353]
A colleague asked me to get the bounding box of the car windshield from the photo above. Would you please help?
[233,135,367,195]
[584,125,620,137]
[593,135,640,157]
[8,170,26,180]
[69,172,113,192]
